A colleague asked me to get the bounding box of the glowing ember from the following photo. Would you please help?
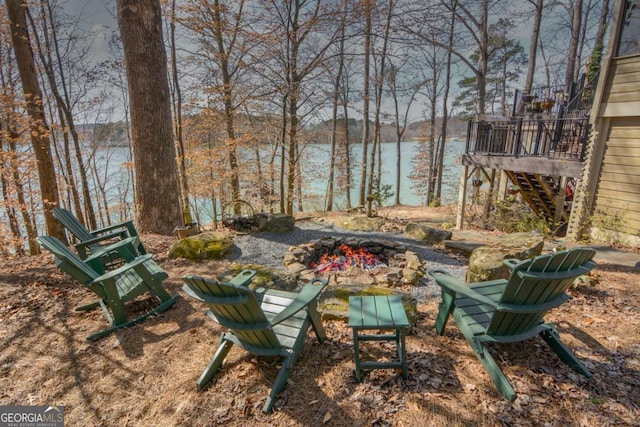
[310,244,387,274]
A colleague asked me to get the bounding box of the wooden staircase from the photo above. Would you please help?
[505,171,571,223]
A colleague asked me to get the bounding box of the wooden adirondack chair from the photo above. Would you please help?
[52,207,146,265]
[38,236,179,341]
[182,272,328,413]
[429,247,597,401]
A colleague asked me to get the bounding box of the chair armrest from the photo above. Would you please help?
[181,284,249,305]
[227,269,257,287]
[92,220,137,238]
[76,230,129,248]
[269,278,327,326]
[90,254,155,283]
[503,258,522,271]
[428,269,501,309]
[84,237,140,271]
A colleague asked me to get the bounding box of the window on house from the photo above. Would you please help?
[617,0,640,56]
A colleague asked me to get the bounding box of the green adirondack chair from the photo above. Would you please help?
[429,247,597,401]
[52,207,146,264]
[182,272,328,413]
[38,236,179,341]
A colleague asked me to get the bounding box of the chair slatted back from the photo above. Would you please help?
[52,207,94,242]
[183,275,281,349]
[487,247,596,336]
[38,236,99,285]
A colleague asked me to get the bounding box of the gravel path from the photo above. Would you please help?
[227,218,467,302]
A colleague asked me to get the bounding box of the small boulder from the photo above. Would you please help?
[466,232,544,282]
[222,263,299,292]
[168,231,233,261]
[329,215,385,232]
[403,223,452,246]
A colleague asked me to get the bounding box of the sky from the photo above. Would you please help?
[63,0,609,123]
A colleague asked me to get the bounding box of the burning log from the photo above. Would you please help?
[311,244,388,273]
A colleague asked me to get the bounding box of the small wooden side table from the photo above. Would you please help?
[348,295,409,382]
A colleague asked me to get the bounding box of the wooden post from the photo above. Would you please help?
[456,165,469,230]
[498,170,509,201]
[554,176,569,225]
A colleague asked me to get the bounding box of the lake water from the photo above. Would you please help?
[298,139,465,210]
[97,139,465,222]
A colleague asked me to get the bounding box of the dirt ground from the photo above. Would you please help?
[1,207,639,426]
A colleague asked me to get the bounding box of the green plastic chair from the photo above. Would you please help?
[429,247,597,401]
[52,207,146,264]
[38,236,179,341]
[182,272,328,413]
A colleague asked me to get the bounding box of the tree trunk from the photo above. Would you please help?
[117,0,181,234]
[327,0,348,212]
[564,0,583,92]
[434,1,456,205]
[359,0,372,208]
[524,0,543,95]
[476,0,489,115]
[6,0,66,242]
[170,0,192,224]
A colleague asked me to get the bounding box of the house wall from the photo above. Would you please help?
[592,117,640,243]
[569,0,640,246]
[592,55,640,245]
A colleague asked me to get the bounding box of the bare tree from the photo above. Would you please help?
[562,0,583,91]
[325,0,349,212]
[253,0,338,215]
[523,0,544,95]
[25,0,99,230]
[169,0,191,224]
[6,0,65,241]
[117,0,181,234]
[358,0,372,208]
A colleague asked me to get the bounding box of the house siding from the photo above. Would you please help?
[592,53,640,243]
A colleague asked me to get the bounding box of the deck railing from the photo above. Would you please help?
[466,117,589,161]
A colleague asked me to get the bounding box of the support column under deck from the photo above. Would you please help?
[456,165,469,230]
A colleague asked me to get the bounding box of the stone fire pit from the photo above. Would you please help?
[283,236,423,325]
[283,236,423,287]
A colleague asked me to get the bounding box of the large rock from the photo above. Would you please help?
[222,264,300,292]
[329,215,385,232]
[466,232,544,282]
[403,223,452,245]
[318,285,419,327]
[168,231,233,261]
[255,213,295,232]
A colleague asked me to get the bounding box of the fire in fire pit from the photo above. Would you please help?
[311,244,388,273]
[283,237,423,287]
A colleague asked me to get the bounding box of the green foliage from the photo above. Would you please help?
[454,18,527,117]
[368,176,394,209]
[588,42,603,82]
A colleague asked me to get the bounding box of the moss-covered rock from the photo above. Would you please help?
[403,223,452,245]
[466,232,544,282]
[318,285,419,327]
[168,231,233,261]
[328,215,385,232]
[222,263,299,292]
